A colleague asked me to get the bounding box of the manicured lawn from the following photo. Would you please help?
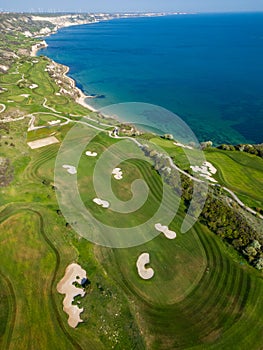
[205,149,263,208]
[1,58,263,350]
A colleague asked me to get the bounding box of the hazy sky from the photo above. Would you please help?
[1,0,263,13]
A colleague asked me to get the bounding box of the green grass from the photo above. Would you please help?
[0,58,92,117]
[0,57,263,350]
[205,149,263,208]
[149,137,263,210]
[0,208,77,350]
[98,223,263,350]
[33,113,62,126]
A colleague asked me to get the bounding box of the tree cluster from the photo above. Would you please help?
[217,143,263,158]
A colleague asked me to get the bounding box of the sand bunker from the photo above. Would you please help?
[62,165,77,175]
[136,253,154,280]
[57,263,87,328]
[27,136,59,149]
[173,142,193,150]
[48,120,61,125]
[29,83,38,89]
[112,167,123,180]
[85,151,97,157]
[155,223,177,239]
[93,198,110,208]
[0,104,6,113]
[203,161,217,174]
[190,161,217,182]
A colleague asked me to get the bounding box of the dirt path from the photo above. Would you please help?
[42,98,62,114]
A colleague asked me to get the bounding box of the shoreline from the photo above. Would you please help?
[31,40,48,57]
[30,19,262,146]
[30,13,177,118]
[32,43,99,113]
[62,65,98,112]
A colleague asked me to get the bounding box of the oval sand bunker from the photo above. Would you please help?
[57,263,87,328]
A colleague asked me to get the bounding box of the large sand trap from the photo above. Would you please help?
[112,167,123,180]
[93,197,110,208]
[136,253,154,280]
[62,165,77,175]
[85,151,97,157]
[190,161,217,182]
[57,263,87,328]
[203,161,217,174]
[27,136,59,149]
[155,223,177,239]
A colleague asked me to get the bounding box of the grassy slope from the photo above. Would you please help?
[97,221,263,350]
[205,149,263,208]
[150,137,263,209]
[0,57,263,350]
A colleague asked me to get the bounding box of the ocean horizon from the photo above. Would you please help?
[39,13,263,145]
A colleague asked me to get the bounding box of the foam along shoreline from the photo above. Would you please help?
[57,263,87,328]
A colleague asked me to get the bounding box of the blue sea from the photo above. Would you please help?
[39,13,263,145]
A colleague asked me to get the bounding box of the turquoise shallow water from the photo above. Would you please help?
[39,13,263,145]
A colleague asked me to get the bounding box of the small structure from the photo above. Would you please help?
[112,127,119,137]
